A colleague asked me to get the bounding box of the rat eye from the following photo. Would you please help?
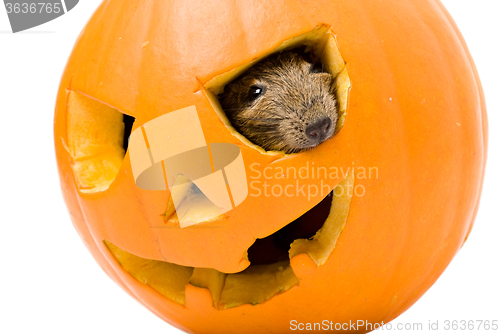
[311,63,324,73]
[248,85,265,102]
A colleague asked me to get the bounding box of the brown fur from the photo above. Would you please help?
[218,51,338,154]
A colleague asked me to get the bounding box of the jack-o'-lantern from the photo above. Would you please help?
[54,0,487,333]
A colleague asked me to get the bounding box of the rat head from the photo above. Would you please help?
[219,51,338,154]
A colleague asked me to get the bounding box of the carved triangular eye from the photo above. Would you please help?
[204,25,350,155]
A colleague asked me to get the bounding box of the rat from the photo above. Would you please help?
[218,51,338,154]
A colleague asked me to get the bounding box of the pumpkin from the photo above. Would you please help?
[54,0,487,333]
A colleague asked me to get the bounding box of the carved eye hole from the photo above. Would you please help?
[311,63,324,73]
[248,85,266,102]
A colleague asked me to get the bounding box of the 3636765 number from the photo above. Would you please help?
[5,2,62,14]
[444,320,499,331]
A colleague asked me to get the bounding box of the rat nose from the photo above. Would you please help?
[306,117,332,141]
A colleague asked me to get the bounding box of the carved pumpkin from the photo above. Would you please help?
[55,0,487,332]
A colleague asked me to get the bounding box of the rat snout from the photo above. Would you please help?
[305,117,333,143]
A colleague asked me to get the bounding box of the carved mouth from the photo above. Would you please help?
[247,189,334,265]
[105,172,354,309]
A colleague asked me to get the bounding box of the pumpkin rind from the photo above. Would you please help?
[55,0,487,332]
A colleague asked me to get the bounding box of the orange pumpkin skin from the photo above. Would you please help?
[54,0,487,333]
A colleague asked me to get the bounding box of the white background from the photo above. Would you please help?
[0,1,498,333]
